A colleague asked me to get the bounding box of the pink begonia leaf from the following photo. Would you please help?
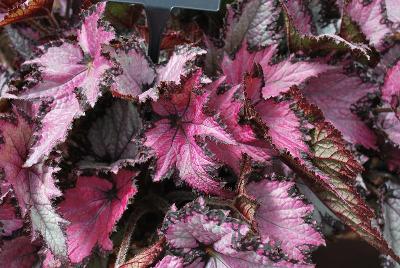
[222,42,277,86]
[302,70,377,149]
[79,100,148,173]
[206,77,274,174]
[382,181,400,266]
[247,179,324,263]
[25,93,83,167]
[144,70,236,195]
[284,0,313,35]
[373,44,400,82]
[0,111,56,213]
[261,58,336,99]
[343,0,392,51]
[163,204,234,250]
[4,2,115,167]
[224,0,282,54]
[378,108,400,146]
[0,109,67,258]
[138,45,206,102]
[42,250,62,268]
[0,197,23,236]
[0,236,40,268]
[255,98,309,159]
[157,46,206,84]
[382,61,400,113]
[222,42,335,98]
[59,170,138,263]
[206,245,312,268]
[242,88,400,262]
[154,256,184,268]
[282,2,374,63]
[108,43,156,100]
[385,0,400,27]
[242,67,310,160]
[161,198,310,267]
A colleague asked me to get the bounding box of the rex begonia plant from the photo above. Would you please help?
[0,0,400,267]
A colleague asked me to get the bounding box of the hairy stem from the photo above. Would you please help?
[115,194,170,267]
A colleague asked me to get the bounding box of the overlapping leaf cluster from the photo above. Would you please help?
[0,0,400,267]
